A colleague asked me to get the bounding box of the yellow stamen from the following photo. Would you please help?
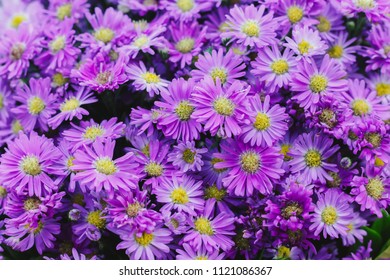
[304,149,322,167]
[28,97,46,115]
[175,38,194,53]
[50,36,66,53]
[366,178,384,199]
[328,45,343,59]
[352,99,370,116]
[271,59,289,75]
[94,28,115,44]
[94,157,117,175]
[321,206,338,225]
[83,125,104,140]
[135,232,154,246]
[253,112,271,131]
[21,155,41,176]
[194,217,213,235]
[87,210,106,229]
[142,72,160,84]
[210,67,228,84]
[175,101,194,121]
[176,0,194,12]
[182,149,195,164]
[317,16,331,32]
[57,4,72,20]
[240,151,260,173]
[309,75,328,93]
[241,20,259,37]
[287,6,304,24]
[60,98,80,112]
[145,162,163,177]
[213,97,235,116]
[170,187,189,204]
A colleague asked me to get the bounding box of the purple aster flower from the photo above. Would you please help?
[168,141,207,172]
[290,55,348,111]
[326,32,360,69]
[117,225,172,260]
[72,139,140,195]
[119,0,159,16]
[367,73,390,104]
[204,7,230,44]
[130,107,161,137]
[339,0,390,23]
[214,138,284,196]
[309,190,353,239]
[315,3,345,42]
[176,243,225,260]
[0,79,14,122]
[223,4,277,49]
[341,212,367,246]
[289,132,339,184]
[241,95,289,147]
[0,0,44,30]
[191,77,249,138]
[191,49,246,87]
[154,174,204,216]
[155,78,202,141]
[161,0,210,22]
[182,202,235,253]
[251,45,297,93]
[0,132,65,197]
[48,0,90,22]
[162,210,189,234]
[57,140,78,192]
[0,116,25,147]
[343,241,372,260]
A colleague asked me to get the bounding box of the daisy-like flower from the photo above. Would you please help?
[363,24,390,75]
[0,116,25,147]
[214,138,284,196]
[251,45,297,93]
[176,243,225,260]
[191,77,249,138]
[72,139,140,194]
[127,61,169,97]
[0,79,14,122]
[339,0,390,23]
[163,211,189,234]
[289,132,339,184]
[341,212,367,246]
[155,174,204,215]
[284,25,327,59]
[117,225,172,260]
[130,107,161,137]
[168,141,207,172]
[0,0,44,30]
[343,241,373,260]
[241,95,289,147]
[183,201,235,253]
[309,190,354,239]
[49,0,90,22]
[223,4,277,49]
[119,0,159,16]
[326,32,359,69]
[351,173,390,217]
[191,49,246,87]
[315,3,345,42]
[57,140,78,192]
[162,0,210,22]
[167,21,207,68]
[0,132,65,197]
[204,7,230,43]
[155,78,202,141]
[290,55,348,111]
[62,117,125,151]
[367,73,390,104]
[48,88,97,129]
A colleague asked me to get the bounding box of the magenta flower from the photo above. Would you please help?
[48,0,90,22]
[168,141,207,172]
[176,243,225,260]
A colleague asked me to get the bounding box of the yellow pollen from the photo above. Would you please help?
[53,73,68,86]
[241,20,259,37]
[204,185,227,201]
[127,202,142,217]
[277,246,291,259]
[170,187,189,204]
[213,97,235,116]
[32,221,44,235]
[319,109,336,127]
[94,28,115,44]
[298,40,312,55]
[210,67,228,84]
[175,38,195,53]
[94,157,117,175]
[384,45,390,55]
[365,133,382,148]
[321,206,338,225]
[87,211,106,229]
[253,112,271,131]
[142,144,150,157]
[175,101,194,121]
[366,178,384,199]
[195,256,208,260]
[135,232,154,246]
[271,59,289,75]
[240,151,260,173]
[10,43,25,60]
[57,4,72,20]
[61,98,80,112]
[376,83,390,96]
[328,45,343,59]
[232,47,245,55]
[352,99,370,116]
[281,202,303,219]
[317,16,331,32]
[304,149,322,167]
[11,14,27,28]
[354,0,376,9]
[96,71,111,84]
[28,97,45,115]
[50,36,66,53]
[170,218,179,229]
[375,157,385,167]
[211,157,227,173]
[182,148,195,164]
[287,6,304,24]
[142,72,160,84]
[133,35,149,48]
[145,162,163,177]
[12,120,23,134]
[194,217,213,235]
[281,144,293,161]
[309,75,328,93]
[67,156,75,170]
[21,155,41,176]
[326,171,341,188]
[218,22,229,33]
[0,94,4,109]
[0,186,6,197]
[24,197,41,210]
[83,125,104,140]
[176,0,194,12]
[347,223,354,232]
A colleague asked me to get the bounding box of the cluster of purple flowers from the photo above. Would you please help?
[0,0,389,260]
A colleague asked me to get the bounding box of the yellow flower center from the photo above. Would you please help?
[11,14,27,28]
[317,16,331,32]
[352,99,370,116]
[0,93,4,109]
[145,162,163,177]
[319,108,336,128]
[326,171,341,188]
[175,100,194,121]
[354,0,376,9]
[321,206,338,225]
[281,202,303,219]
[365,133,382,148]
[375,156,385,167]
[96,71,111,84]
[50,36,66,53]
[170,187,189,204]
[211,157,227,173]
[127,202,142,217]
[24,197,41,210]
[133,35,149,48]
[287,6,304,24]
[53,73,68,86]
[195,256,208,260]
[277,246,291,259]
[21,155,41,176]
[240,151,260,174]
[67,156,75,170]
[194,217,213,235]
[176,0,194,12]
[175,38,194,53]
[253,112,271,131]
[142,144,150,157]
[218,22,229,33]
[304,149,322,167]
[142,72,160,84]
[87,211,106,229]
[28,97,46,115]
[213,97,235,116]
[328,45,343,59]
[281,144,293,161]
[135,232,154,246]
[309,75,328,93]
[12,120,23,134]
[366,178,384,199]
[61,98,80,112]
[384,45,390,55]
[94,157,117,175]
[83,125,104,140]
[182,148,195,164]
[57,4,72,20]
[10,43,25,60]
[0,186,7,197]
[241,20,259,37]
[204,185,227,201]
[298,40,312,55]
[210,67,228,84]
[271,59,289,75]
[376,83,390,96]
[94,28,115,44]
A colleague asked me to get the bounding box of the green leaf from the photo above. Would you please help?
[363,227,383,257]
[376,239,390,260]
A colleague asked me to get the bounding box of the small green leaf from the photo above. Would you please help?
[363,227,383,257]
[376,239,390,260]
